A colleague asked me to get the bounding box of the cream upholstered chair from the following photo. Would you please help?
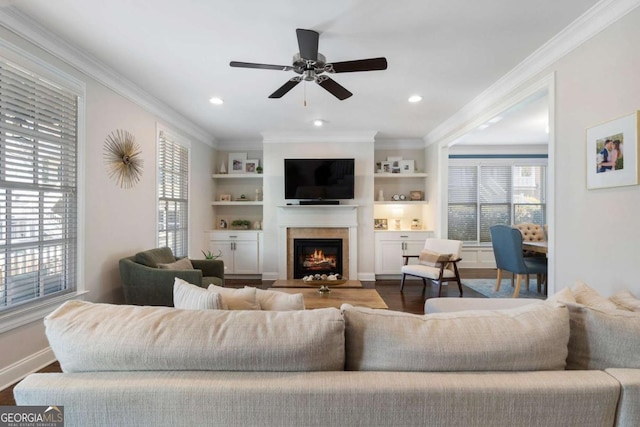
[514,223,546,242]
[400,238,463,297]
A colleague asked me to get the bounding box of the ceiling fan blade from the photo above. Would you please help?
[326,57,388,73]
[296,28,319,61]
[316,76,352,100]
[230,61,293,71]
[268,77,302,98]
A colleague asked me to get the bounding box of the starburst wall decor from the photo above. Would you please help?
[103,129,143,189]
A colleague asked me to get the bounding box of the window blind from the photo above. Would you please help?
[157,130,189,257]
[448,159,546,244]
[0,61,78,310]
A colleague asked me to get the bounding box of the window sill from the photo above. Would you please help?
[0,290,89,334]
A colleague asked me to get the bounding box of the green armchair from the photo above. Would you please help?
[119,247,224,306]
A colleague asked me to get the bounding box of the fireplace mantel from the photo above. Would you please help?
[277,205,358,279]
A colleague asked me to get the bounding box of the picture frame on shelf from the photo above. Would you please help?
[387,156,402,168]
[244,159,258,173]
[228,152,247,174]
[586,111,639,189]
[381,161,391,173]
[219,194,231,202]
[218,218,228,229]
[399,159,415,173]
[409,190,424,201]
[374,218,388,230]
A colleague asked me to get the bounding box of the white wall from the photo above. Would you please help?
[550,7,640,295]
[0,27,215,385]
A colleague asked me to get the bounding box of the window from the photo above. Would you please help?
[0,55,80,315]
[157,129,189,257]
[448,157,546,244]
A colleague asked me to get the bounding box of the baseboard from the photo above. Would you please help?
[0,347,55,391]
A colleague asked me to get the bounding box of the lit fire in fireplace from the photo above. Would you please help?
[302,248,337,270]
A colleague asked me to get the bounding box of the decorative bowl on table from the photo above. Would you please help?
[301,274,345,293]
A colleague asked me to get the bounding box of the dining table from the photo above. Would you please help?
[522,240,548,254]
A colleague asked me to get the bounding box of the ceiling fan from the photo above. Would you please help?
[230,28,387,101]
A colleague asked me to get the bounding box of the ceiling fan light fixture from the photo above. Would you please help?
[408,95,422,103]
[209,97,224,105]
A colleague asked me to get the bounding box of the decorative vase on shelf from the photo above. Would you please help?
[219,162,227,174]
[378,189,384,201]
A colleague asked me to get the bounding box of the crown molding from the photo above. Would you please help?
[261,131,377,144]
[425,0,640,145]
[0,7,216,147]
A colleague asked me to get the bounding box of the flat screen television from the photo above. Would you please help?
[284,158,355,200]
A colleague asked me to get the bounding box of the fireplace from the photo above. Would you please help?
[293,238,343,278]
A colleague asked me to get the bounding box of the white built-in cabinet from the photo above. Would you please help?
[374,230,434,274]
[207,231,262,274]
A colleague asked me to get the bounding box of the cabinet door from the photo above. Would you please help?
[404,240,425,257]
[232,240,259,274]
[376,240,405,274]
[210,241,235,273]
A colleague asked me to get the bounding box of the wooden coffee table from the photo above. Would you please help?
[270,279,363,288]
[268,287,388,310]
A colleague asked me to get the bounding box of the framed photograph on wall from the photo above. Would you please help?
[586,111,639,189]
[244,159,258,173]
[374,218,388,230]
[228,152,247,174]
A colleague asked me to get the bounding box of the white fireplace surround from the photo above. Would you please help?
[277,205,358,280]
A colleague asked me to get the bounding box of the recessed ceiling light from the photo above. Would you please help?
[313,119,324,127]
[209,97,224,105]
[408,95,422,103]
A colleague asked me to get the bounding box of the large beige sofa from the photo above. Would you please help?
[14,283,640,427]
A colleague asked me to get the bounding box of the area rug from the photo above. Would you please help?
[463,278,547,299]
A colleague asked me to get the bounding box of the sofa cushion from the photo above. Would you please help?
[135,247,176,268]
[252,287,305,311]
[609,290,640,312]
[571,280,619,311]
[547,287,576,304]
[566,302,640,370]
[207,284,260,310]
[173,278,222,310]
[158,257,194,270]
[342,302,569,371]
[45,300,345,372]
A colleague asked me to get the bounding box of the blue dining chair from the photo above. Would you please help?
[489,225,547,297]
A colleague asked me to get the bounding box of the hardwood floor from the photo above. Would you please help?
[0,268,496,405]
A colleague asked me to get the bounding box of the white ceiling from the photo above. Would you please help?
[7,0,599,144]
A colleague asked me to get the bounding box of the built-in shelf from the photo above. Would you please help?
[211,201,262,206]
[374,201,427,205]
[374,173,428,178]
[212,174,263,179]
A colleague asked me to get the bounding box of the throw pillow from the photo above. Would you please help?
[418,250,452,268]
[251,287,305,311]
[173,278,222,310]
[609,290,640,312]
[342,302,569,372]
[571,280,619,312]
[565,302,640,369]
[158,257,194,270]
[208,284,260,310]
[135,247,175,268]
[547,287,576,304]
[45,300,345,372]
